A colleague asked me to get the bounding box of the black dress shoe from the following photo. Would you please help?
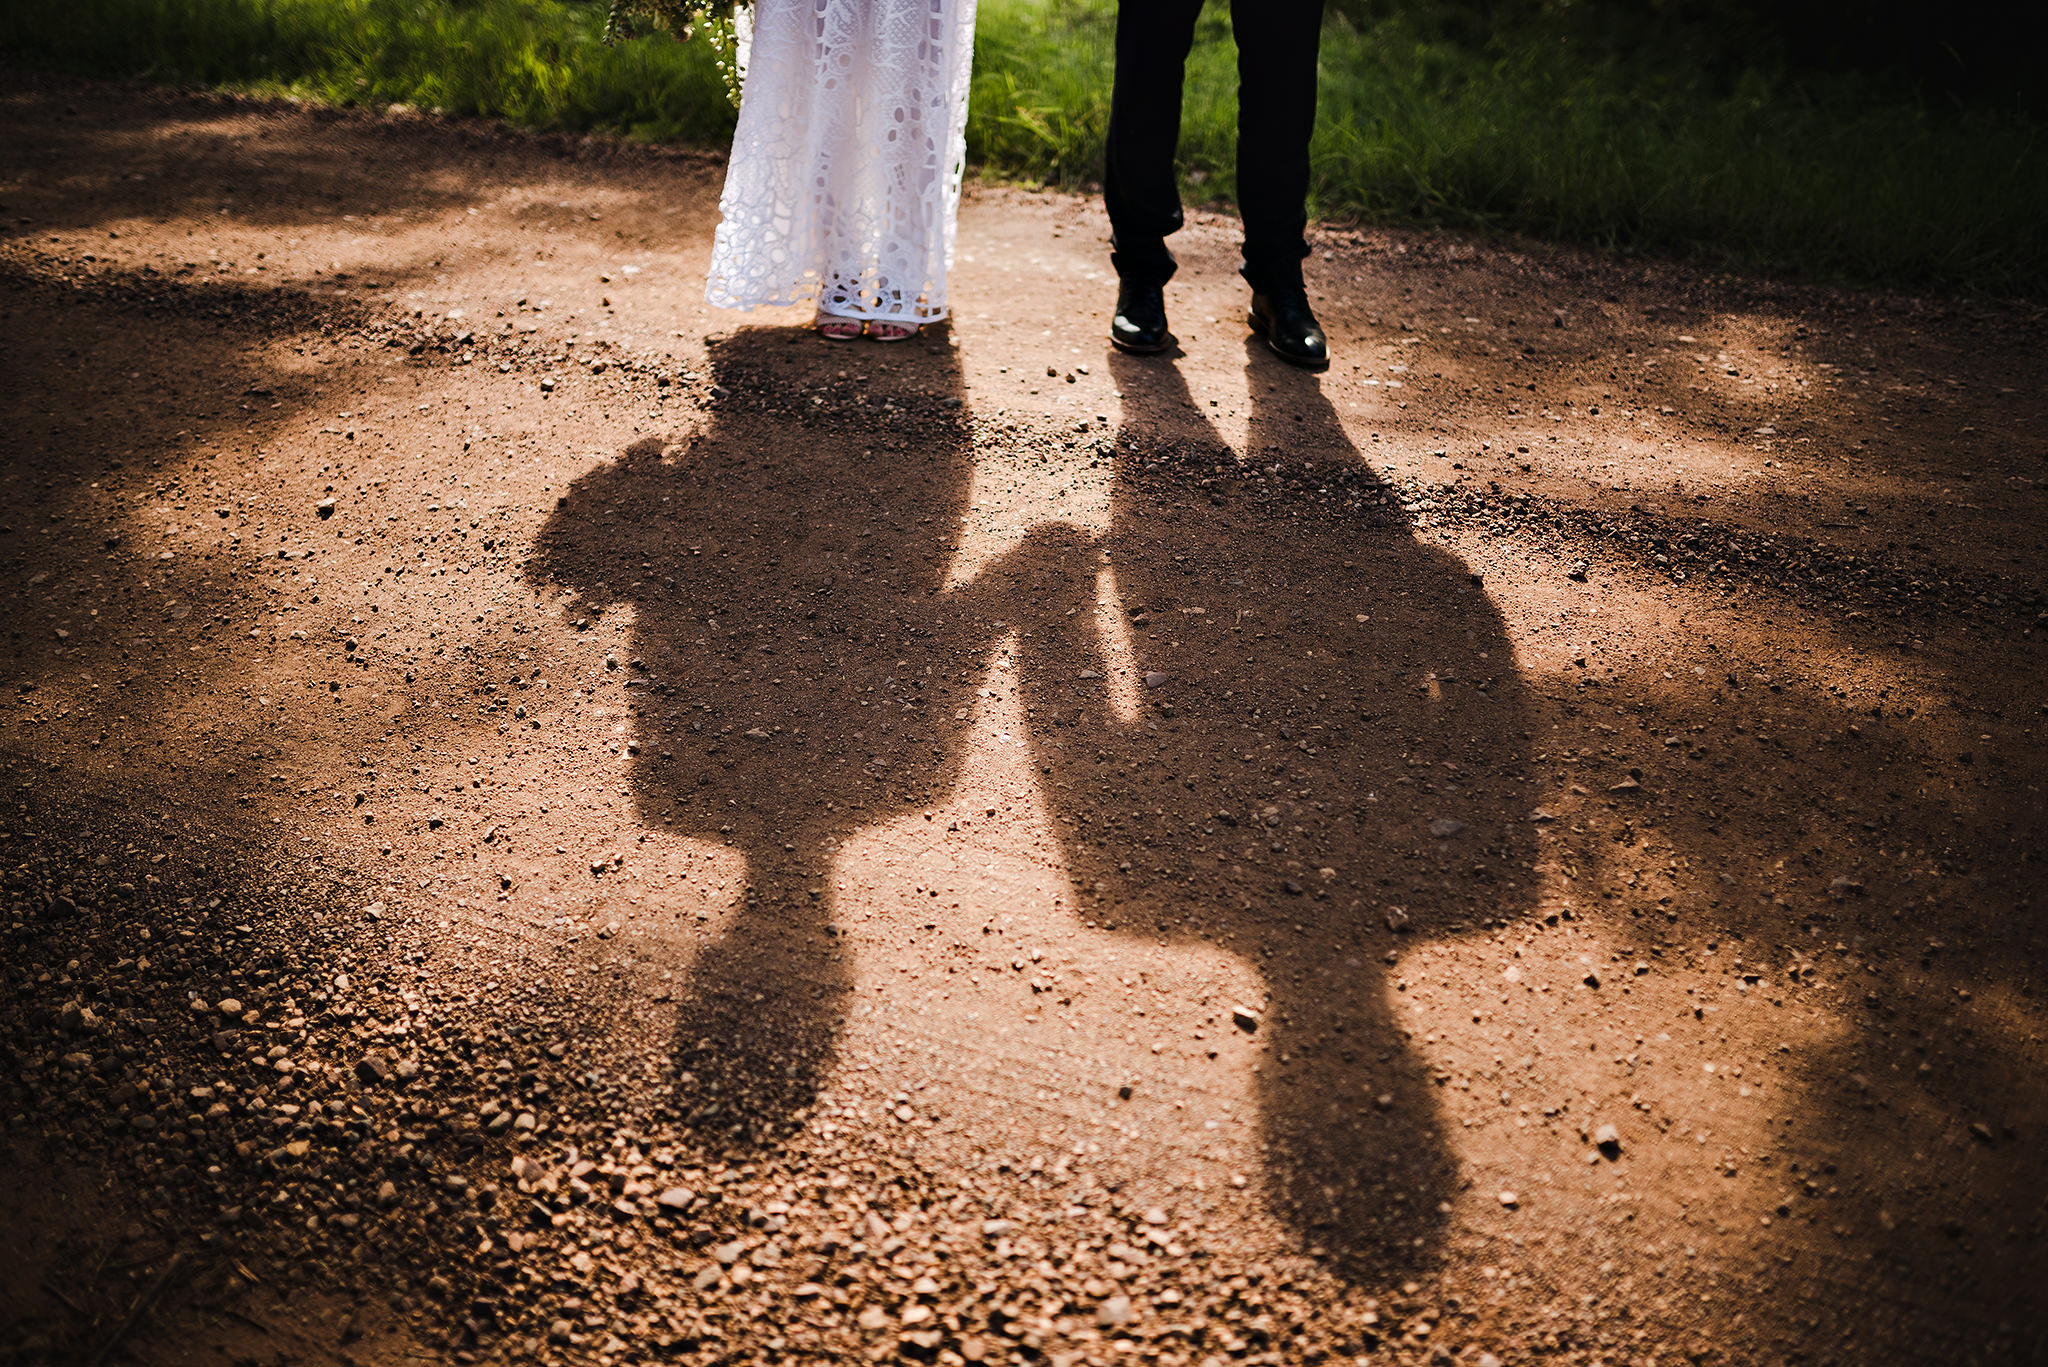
[1111,281,1174,354]
[1248,289,1329,371]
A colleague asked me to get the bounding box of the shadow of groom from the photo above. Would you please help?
[997,342,1542,1276]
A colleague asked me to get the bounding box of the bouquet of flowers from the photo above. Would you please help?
[602,0,749,105]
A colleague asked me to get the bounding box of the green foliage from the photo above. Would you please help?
[1,0,738,143]
[602,0,743,108]
[966,0,2047,295]
[3,0,2042,294]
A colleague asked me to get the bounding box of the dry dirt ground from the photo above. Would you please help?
[0,72,2045,1367]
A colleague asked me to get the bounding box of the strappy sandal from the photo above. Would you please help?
[868,321,919,343]
[816,315,863,342]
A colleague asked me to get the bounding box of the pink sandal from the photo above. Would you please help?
[816,315,863,342]
[868,321,919,343]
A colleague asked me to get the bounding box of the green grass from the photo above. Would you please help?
[968,0,2047,296]
[1,0,736,144]
[5,0,2044,295]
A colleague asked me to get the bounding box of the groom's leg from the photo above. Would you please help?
[1232,0,1325,294]
[1105,0,1206,285]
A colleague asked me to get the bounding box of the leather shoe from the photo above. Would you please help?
[1248,289,1329,371]
[1110,281,1174,354]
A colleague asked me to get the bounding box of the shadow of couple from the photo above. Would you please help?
[533,327,1537,1278]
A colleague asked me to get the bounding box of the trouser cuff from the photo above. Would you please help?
[1240,255,1306,296]
[1111,239,1178,287]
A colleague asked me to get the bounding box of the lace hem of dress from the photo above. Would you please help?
[705,270,949,323]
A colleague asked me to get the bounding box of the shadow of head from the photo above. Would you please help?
[987,344,1543,1279]
[529,326,995,1151]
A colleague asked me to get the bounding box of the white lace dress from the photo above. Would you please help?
[705,0,977,324]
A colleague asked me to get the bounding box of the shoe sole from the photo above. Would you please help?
[1247,312,1330,372]
[1109,331,1176,355]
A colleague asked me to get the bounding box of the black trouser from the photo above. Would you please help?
[1103,0,1325,294]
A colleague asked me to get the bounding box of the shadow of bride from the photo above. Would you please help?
[1000,341,1542,1277]
[531,327,998,1151]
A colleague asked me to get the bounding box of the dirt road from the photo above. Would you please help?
[0,73,2043,1367]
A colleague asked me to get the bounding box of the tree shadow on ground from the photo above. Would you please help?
[0,766,448,1365]
[1548,671,2048,1357]
[0,72,667,241]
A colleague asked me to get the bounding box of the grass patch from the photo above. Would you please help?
[2,0,735,144]
[5,0,2043,294]
[968,0,2047,295]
